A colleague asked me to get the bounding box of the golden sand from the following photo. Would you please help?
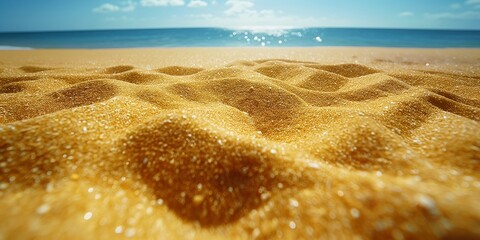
[0,48,479,239]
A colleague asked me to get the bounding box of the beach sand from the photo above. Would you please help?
[0,47,479,239]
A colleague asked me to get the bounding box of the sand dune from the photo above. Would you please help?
[1,52,480,239]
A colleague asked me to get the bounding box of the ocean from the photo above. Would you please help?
[0,27,479,49]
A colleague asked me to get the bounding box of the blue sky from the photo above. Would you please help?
[0,0,479,32]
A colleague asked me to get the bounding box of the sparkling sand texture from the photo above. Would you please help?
[0,48,480,239]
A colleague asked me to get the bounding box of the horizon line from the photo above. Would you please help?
[1,26,480,34]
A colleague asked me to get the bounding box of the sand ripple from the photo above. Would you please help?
[1,60,480,239]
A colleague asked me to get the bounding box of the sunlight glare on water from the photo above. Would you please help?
[228,27,325,47]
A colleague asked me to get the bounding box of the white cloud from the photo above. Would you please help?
[465,0,480,9]
[223,0,277,20]
[217,0,315,27]
[186,12,326,28]
[122,0,136,12]
[466,0,480,5]
[189,13,213,19]
[93,3,121,13]
[106,15,135,21]
[140,0,185,7]
[398,11,414,17]
[93,1,136,13]
[426,11,480,20]
[450,3,461,9]
[188,0,208,7]
[425,1,480,20]
[225,0,255,15]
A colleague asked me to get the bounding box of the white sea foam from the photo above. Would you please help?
[0,45,33,50]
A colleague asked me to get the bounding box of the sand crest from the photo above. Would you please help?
[0,49,480,239]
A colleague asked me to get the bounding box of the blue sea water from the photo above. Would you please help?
[0,27,479,49]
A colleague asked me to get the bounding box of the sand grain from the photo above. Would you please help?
[0,49,480,239]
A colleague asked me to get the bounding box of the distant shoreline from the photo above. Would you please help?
[1,47,479,74]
